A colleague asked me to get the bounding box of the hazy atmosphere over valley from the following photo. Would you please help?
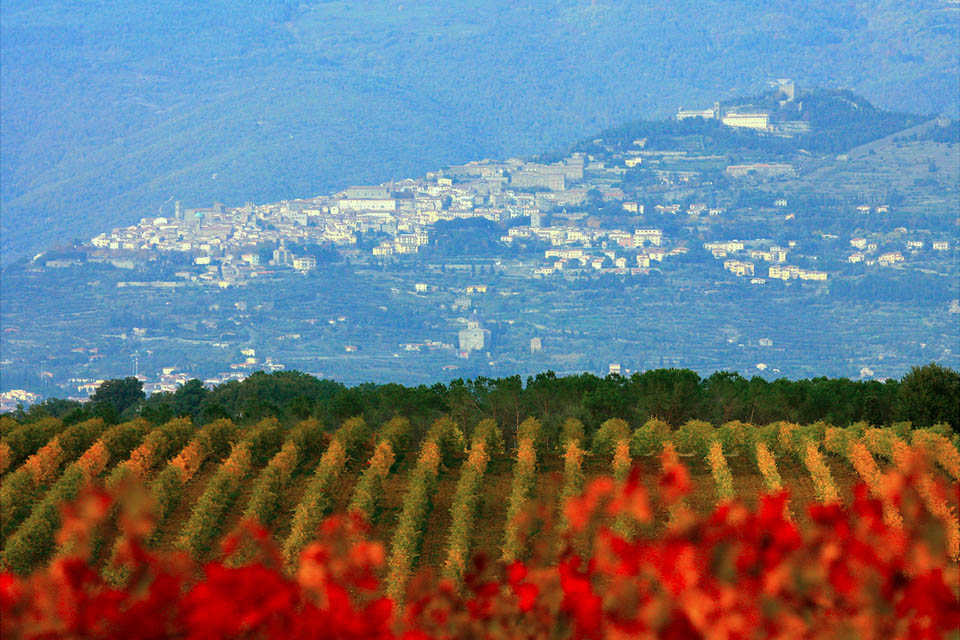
[2,1,959,261]
[2,3,960,636]
[1,0,958,402]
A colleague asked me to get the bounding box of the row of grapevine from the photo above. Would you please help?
[103,419,239,585]
[147,418,239,543]
[441,418,502,583]
[660,441,690,527]
[176,419,284,558]
[911,428,960,480]
[753,441,794,520]
[281,417,369,570]
[348,417,411,521]
[801,441,842,504]
[0,417,64,476]
[823,427,902,528]
[594,419,634,538]
[555,419,586,537]
[862,429,959,560]
[706,440,735,503]
[54,417,196,563]
[771,422,842,504]
[385,417,463,601]
[1,420,148,574]
[241,419,325,526]
[502,417,542,563]
[0,418,107,542]
[224,419,326,567]
[6,441,960,639]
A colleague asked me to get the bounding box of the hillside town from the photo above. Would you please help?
[83,143,949,288]
[5,84,958,403]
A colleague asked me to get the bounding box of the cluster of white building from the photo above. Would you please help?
[848,236,951,266]
[87,154,607,282]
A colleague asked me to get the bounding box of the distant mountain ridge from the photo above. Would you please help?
[2,0,958,264]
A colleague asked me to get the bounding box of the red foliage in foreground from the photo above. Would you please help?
[2,451,958,639]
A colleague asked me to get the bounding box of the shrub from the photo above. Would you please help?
[773,421,803,457]
[378,416,412,457]
[470,418,504,455]
[754,441,784,492]
[659,441,691,526]
[556,439,586,536]
[846,442,902,529]
[0,417,63,475]
[752,422,780,450]
[872,435,959,560]
[348,441,396,522]
[911,428,960,480]
[823,427,853,457]
[609,439,635,538]
[424,416,465,463]
[801,441,841,504]
[862,427,896,458]
[516,417,542,454]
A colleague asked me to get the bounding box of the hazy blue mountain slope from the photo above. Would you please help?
[2,0,957,263]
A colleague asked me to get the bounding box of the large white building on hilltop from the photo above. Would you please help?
[721,112,771,131]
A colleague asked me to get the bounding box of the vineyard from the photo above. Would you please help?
[1,412,959,637]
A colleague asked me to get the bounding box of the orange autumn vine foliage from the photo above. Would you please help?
[2,452,960,639]
[24,439,63,487]
[801,441,841,504]
[122,440,158,479]
[0,442,12,475]
[169,441,205,484]
[871,434,960,561]
[911,429,960,481]
[847,442,903,529]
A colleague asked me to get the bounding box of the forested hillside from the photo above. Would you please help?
[3,0,958,263]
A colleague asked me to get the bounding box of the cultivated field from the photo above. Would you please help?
[2,413,959,637]
[2,415,957,581]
